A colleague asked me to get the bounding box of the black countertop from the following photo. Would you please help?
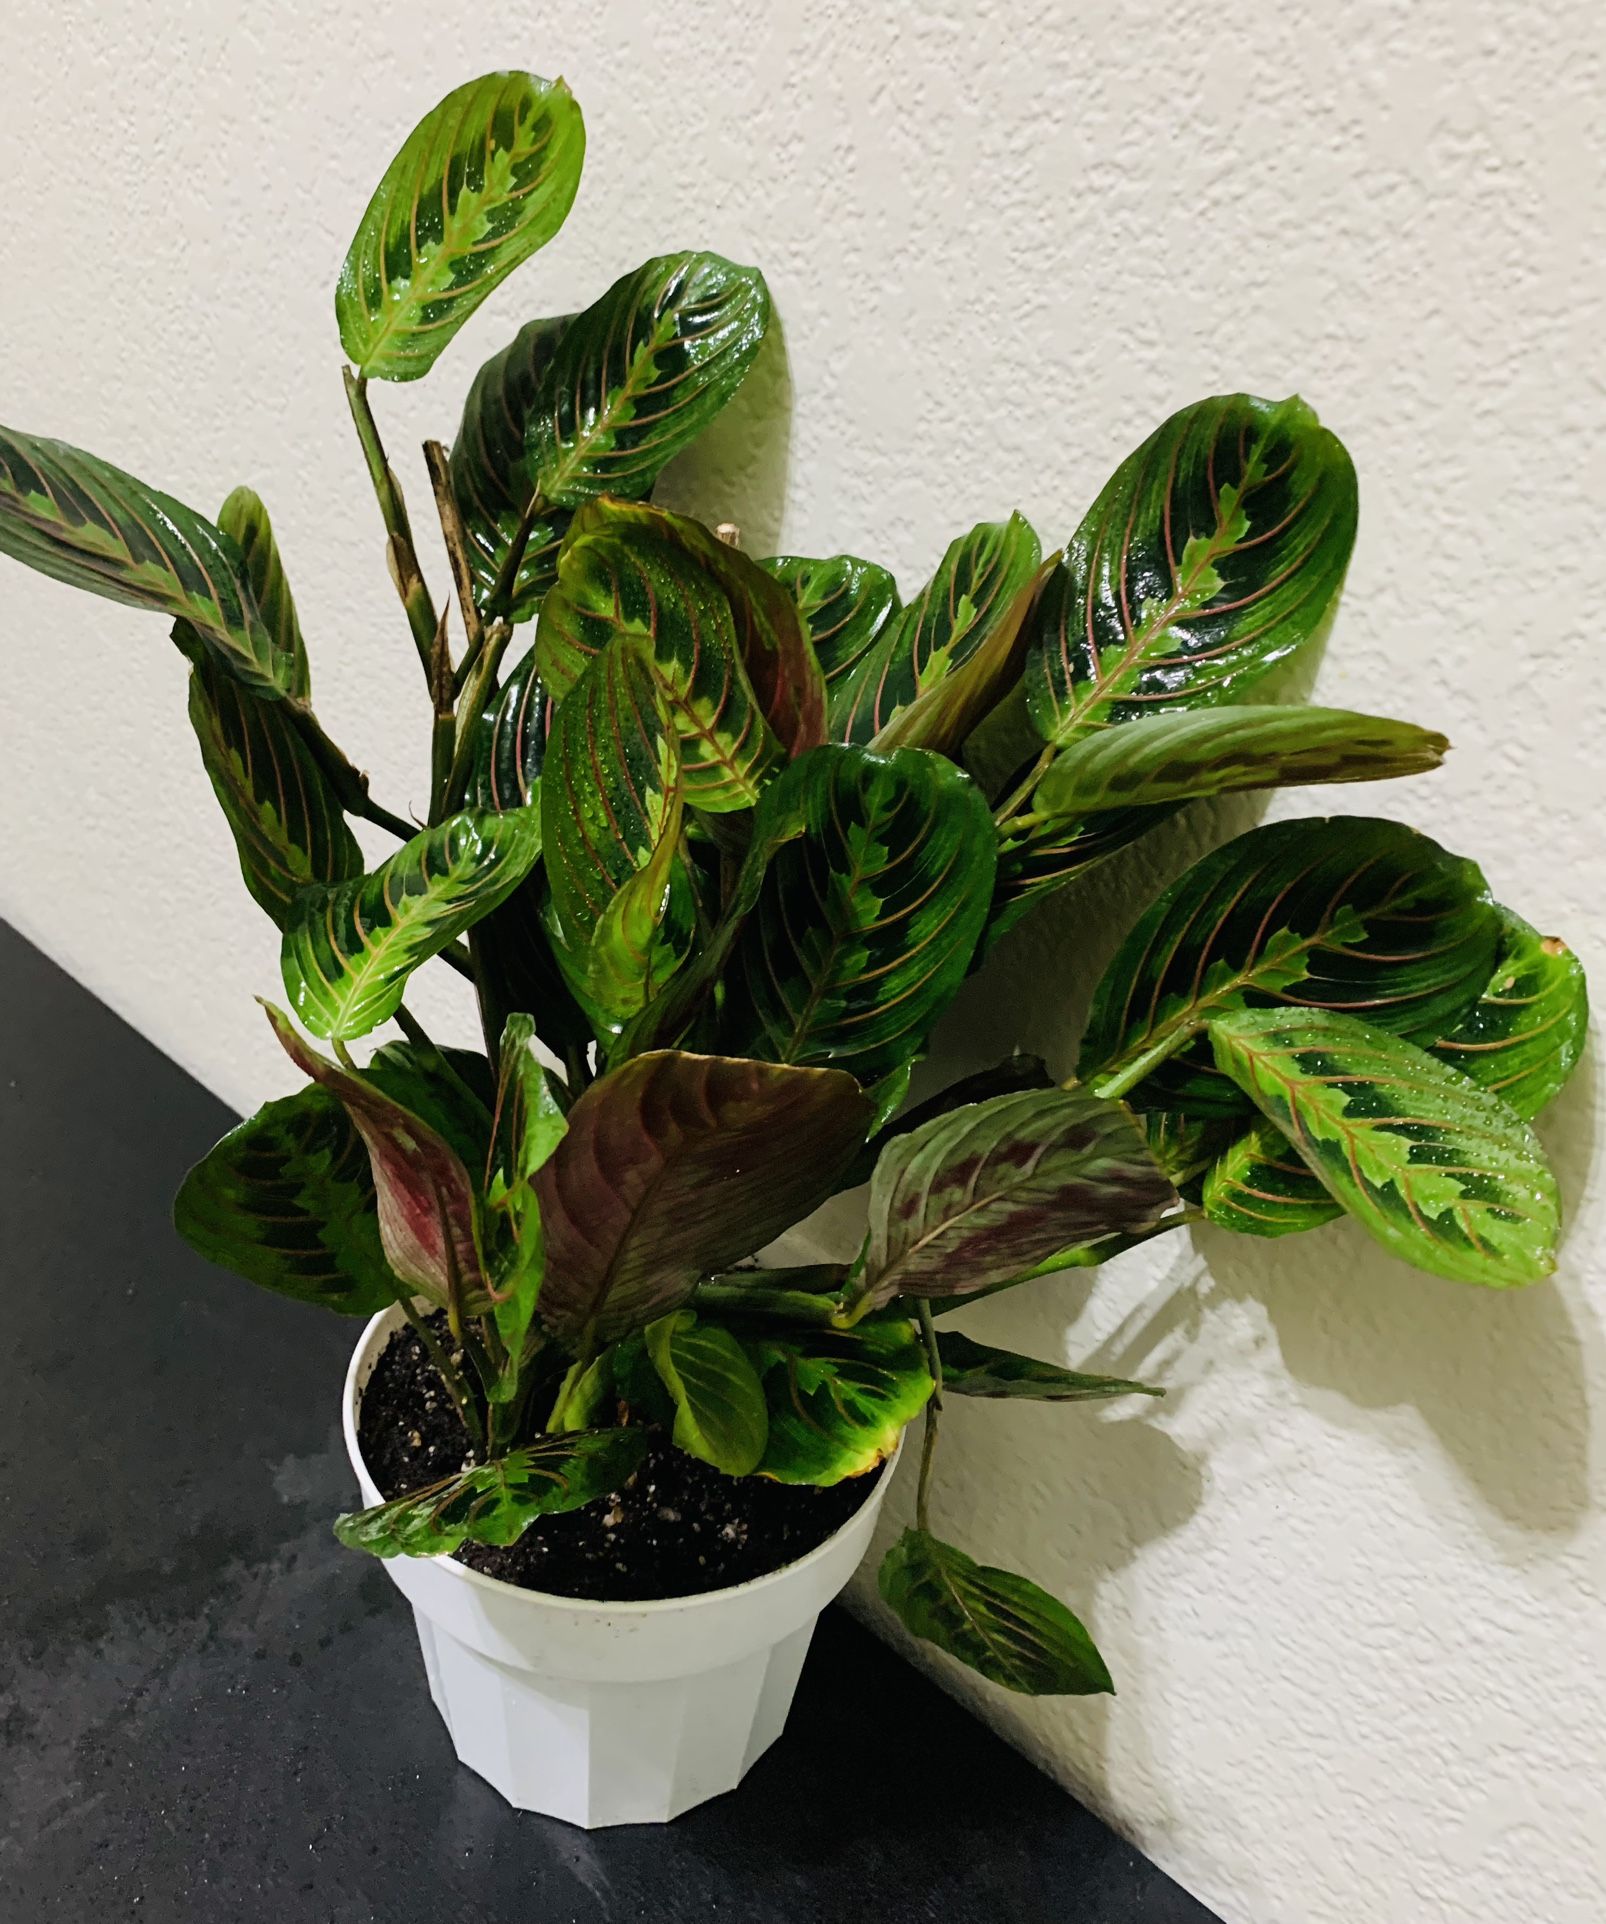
[0,922,1219,1923]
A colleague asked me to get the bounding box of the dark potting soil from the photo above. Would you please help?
[356,1318,878,1602]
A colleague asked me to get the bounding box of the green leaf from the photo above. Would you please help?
[467,645,547,811]
[747,1322,933,1484]
[646,1311,769,1476]
[337,71,584,382]
[334,1428,647,1557]
[937,1331,1161,1401]
[1200,1119,1342,1236]
[527,252,771,505]
[483,1014,568,1363]
[830,516,1042,746]
[0,424,289,695]
[264,1004,491,1317]
[721,745,997,1083]
[1026,393,1357,745]
[762,554,901,735]
[1080,817,1502,1117]
[1034,706,1448,820]
[538,501,785,810]
[1201,907,1591,1238]
[363,1040,495,1170]
[1430,909,1589,1119]
[474,874,596,1058]
[549,1351,618,1432]
[173,1087,396,1315]
[532,1050,873,1346]
[1209,1008,1560,1286]
[850,1086,1178,1312]
[216,487,309,699]
[878,1530,1113,1695]
[450,315,574,620]
[186,663,363,927]
[990,803,1177,946]
[540,636,691,1030]
[281,808,543,1039]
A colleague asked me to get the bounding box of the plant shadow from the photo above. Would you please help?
[654,318,793,556]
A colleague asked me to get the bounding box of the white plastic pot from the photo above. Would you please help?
[342,1304,900,1828]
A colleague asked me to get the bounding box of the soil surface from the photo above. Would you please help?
[357,1317,878,1602]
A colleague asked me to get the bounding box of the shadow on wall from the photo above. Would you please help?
[655,320,794,556]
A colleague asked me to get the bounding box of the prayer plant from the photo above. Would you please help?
[0,69,1586,1701]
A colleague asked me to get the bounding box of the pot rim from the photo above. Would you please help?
[341,1301,903,1619]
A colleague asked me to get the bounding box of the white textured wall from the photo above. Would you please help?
[3,6,1603,1920]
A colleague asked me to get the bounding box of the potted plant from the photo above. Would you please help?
[0,67,1585,1829]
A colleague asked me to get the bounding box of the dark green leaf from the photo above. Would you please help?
[173,1087,395,1315]
[831,516,1042,745]
[1026,393,1357,745]
[337,71,585,382]
[747,1322,932,1484]
[850,1086,1178,1311]
[1200,1119,1341,1236]
[532,1050,873,1345]
[1034,706,1447,819]
[281,807,542,1039]
[721,745,997,1083]
[473,874,596,1057]
[1079,817,1502,1117]
[483,1014,567,1363]
[216,487,309,698]
[879,1529,1113,1695]
[990,804,1177,946]
[538,500,784,809]
[450,315,574,620]
[646,1310,769,1475]
[186,663,363,927]
[335,1429,647,1557]
[937,1330,1161,1401]
[364,1040,495,1170]
[527,252,770,506]
[1209,1008,1560,1286]
[265,1004,491,1317]
[762,553,901,735]
[1430,909,1589,1119]
[0,424,288,695]
[467,645,547,811]
[539,635,691,1030]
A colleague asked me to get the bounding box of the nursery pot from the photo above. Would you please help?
[342,1304,900,1828]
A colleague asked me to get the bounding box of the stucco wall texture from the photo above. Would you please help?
[3,5,1602,1920]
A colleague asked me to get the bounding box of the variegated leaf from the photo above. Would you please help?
[467,644,548,811]
[1209,1008,1560,1286]
[281,808,543,1039]
[762,553,901,735]
[1026,393,1358,745]
[937,1330,1161,1400]
[337,72,584,382]
[745,1321,933,1485]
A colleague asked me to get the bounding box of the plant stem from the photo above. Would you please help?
[422,440,485,662]
[436,942,476,984]
[396,1293,485,1455]
[349,792,418,841]
[427,607,456,825]
[342,368,440,678]
[992,744,1056,826]
[914,1300,943,1533]
[443,619,515,811]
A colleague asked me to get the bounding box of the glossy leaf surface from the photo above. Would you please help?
[526,252,770,506]
[936,1331,1162,1401]
[721,745,997,1083]
[216,487,309,698]
[533,1051,872,1345]
[450,314,574,618]
[1026,393,1357,744]
[334,1429,647,1557]
[879,1530,1113,1695]
[853,1087,1178,1310]
[0,425,287,694]
[1034,706,1447,820]
[646,1311,769,1475]
[266,1006,489,1316]
[1079,817,1501,1117]
[173,1088,395,1315]
[337,72,584,382]
[538,501,784,809]
[990,804,1177,945]
[282,808,543,1039]
[539,637,690,1028]
[762,554,900,734]
[832,516,1041,745]
[467,645,547,811]
[1210,1009,1560,1286]
[187,663,363,927]
[1200,1119,1341,1236]
[747,1322,933,1485]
